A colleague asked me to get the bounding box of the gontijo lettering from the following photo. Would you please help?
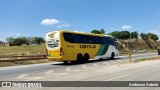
[80,45,96,48]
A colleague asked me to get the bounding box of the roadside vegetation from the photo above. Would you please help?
[6,37,45,46]
[134,56,160,62]
[0,45,46,56]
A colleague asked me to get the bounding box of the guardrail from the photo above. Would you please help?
[0,54,47,62]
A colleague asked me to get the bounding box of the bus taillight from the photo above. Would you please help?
[60,48,64,56]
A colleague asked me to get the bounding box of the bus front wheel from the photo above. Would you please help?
[110,52,115,60]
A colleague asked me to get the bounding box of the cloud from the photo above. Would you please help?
[40,18,71,28]
[121,25,133,30]
[41,19,60,25]
[149,30,160,35]
[56,24,70,28]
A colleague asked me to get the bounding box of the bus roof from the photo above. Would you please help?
[48,30,115,38]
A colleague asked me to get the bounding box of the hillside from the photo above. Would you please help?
[119,38,160,51]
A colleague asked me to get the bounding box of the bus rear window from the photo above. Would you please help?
[47,39,59,48]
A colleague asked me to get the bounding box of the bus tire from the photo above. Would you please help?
[84,53,90,63]
[77,54,83,63]
[63,61,68,64]
[110,52,115,60]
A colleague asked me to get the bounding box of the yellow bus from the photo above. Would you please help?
[46,30,119,64]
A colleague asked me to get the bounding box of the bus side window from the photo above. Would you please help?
[92,36,97,44]
[96,37,101,44]
[63,33,74,43]
[103,37,107,44]
[109,38,114,45]
[105,37,112,45]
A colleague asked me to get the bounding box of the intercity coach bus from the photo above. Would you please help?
[46,30,119,64]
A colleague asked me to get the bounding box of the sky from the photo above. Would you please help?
[0,0,160,41]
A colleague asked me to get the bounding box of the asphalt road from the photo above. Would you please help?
[0,53,160,90]
[0,53,158,80]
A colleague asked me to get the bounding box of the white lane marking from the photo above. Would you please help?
[17,74,44,81]
[82,65,95,70]
[24,77,44,81]
[92,63,99,67]
[45,69,55,74]
[66,67,87,72]
[0,68,53,78]
[117,60,125,63]
[110,61,117,64]
[103,60,123,65]
[17,71,70,81]
[103,62,111,65]
[105,74,129,81]
[92,63,105,68]
[17,74,29,79]
[45,69,69,75]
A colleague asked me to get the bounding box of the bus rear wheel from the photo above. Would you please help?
[84,53,90,63]
[77,54,83,63]
[110,52,115,60]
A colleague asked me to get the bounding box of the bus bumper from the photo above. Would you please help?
[47,56,63,61]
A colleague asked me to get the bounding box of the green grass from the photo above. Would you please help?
[0,45,48,67]
[0,45,157,56]
[0,45,46,56]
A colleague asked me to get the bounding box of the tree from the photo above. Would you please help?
[91,30,102,34]
[100,29,105,34]
[140,33,148,40]
[109,31,130,39]
[131,31,139,39]
[140,33,159,41]
[147,33,159,41]
[27,37,33,44]
[152,35,159,41]
[109,31,120,39]
[119,31,130,39]
[91,29,106,34]
[32,37,45,45]
[6,37,14,44]
[14,37,29,46]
